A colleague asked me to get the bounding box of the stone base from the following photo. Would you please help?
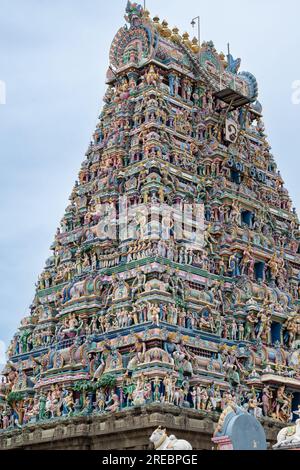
[273,444,300,451]
[0,405,283,451]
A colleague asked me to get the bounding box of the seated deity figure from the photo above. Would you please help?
[105,392,120,413]
[144,65,161,87]
[131,269,146,300]
[127,336,146,371]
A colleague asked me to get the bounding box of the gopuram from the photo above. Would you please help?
[1,1,300,451]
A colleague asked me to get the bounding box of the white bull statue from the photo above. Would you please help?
[273,411,300,448]
[150,427,192,450]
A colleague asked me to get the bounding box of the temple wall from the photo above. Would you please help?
[0,406,283,450]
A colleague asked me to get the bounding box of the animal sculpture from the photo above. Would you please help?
[150,427,192,450]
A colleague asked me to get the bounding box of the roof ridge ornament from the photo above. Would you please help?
[125,1,144,26]
[226,43,241,75]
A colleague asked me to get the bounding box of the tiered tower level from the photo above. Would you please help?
[1,2,300,448]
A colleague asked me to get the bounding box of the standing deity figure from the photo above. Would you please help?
[228,252,241,278]
[145,65,160,87]
[200,387,208,410]
[214,313,223,337]
[275,386,292,422]
[241,245,254,276]
[283,315,298,348]
[174,75,180,96]
[190,387,197,409]
[231,319,238,341]
[96,389,106,412]
[168,271,186,300]
[244,312,258,341]
[75,249,83,275]
[163,374,174,404]
[262,385,273,417]
[91,252,98,271]
[230,200,241,225]
[168,74,176,96]
[147,303,160,326]
[256,308,271,343]
[203,224,217,255]
[185,81,193,101]
[238,322,244,341]
[153,377,161,402]
[206,383,217,411]
[268,253,280,281]
[247,388,263,419]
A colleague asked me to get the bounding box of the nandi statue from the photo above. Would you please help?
[273,409,300,449]
[150,427,192,450]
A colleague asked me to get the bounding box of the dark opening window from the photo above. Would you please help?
[231,169,241,184]
[241,210,254,227]
[271,322,281,344]
[292,393,300,421]
[254,262,265,281]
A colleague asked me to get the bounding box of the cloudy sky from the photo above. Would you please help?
[0,0,300,361]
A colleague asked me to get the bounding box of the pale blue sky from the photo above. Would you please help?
[0,0,300,357]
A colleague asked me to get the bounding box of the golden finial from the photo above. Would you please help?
[182,32,192,50]
[219,52,227,67]
[191,37,200,54]
[152,15,163,33]
[161,20,172,38]
[171,27,181,43]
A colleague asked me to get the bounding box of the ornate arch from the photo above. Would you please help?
[109,23,158,71]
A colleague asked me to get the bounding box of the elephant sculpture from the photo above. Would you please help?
[232,279,265,304]
[187,288,214,304]
[144,347,174,366]
[69,281,86,300]
[62,280,86,303]
[49,341,89,370]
